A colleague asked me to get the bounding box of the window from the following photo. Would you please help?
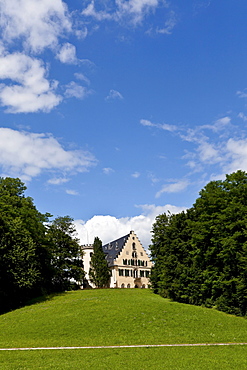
[125,269,129,277]
[128,259,131,265]
[132,252,137,258]
[140,252,143,256]
[145,271,150,278]
[119,269,124,276]
[127,284,131,288]
[126,251,129,255]
[140,270,145,277]
[123,259,127,265]
[121,283,125,288]
[132,242,136,250]
[90,252,93,257]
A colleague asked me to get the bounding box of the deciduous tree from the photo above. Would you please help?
[45,216,85,291]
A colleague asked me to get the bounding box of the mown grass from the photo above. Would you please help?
[0,289,246,369]
[1,346,247,370]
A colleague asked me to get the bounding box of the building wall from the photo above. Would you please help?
[112,231,152,288]
[82,231,153,288]
[82,245,95,288]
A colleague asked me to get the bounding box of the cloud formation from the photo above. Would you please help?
[140,118,177,132]
[0,0,71,53]
[156,179,189,198]
[65,81,90,99]
[0,128,97,181]
[156,10,177,34]
[0,51,61,113]
[74,203,186,248]
[82,0,166,26]
[105,89,124,101]
[0,1,177,113]
[0,0,74,112]
[56,43,78,64]
[103,167,115,175]
[141,113,247,195]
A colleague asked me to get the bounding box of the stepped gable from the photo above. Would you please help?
[102,233,129,266]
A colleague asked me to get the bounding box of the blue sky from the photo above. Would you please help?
[0,0,247,247]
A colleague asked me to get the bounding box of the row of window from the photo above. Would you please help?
[121,283,146,288]
[126,251,143,256]
[123,259,147,266]
[118,269,150,278]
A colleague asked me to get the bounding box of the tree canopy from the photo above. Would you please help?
[46,216,84,291]
[149,171,247,316]
[89,237,111,288]
[0,177,85,313]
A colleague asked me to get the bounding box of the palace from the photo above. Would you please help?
[82,230,153,288]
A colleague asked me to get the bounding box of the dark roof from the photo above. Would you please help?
[102,233,130,266]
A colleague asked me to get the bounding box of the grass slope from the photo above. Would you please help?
[0,289,247,369]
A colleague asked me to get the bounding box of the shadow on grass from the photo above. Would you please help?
[0,291,68,316]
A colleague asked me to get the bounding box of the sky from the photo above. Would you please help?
[0,0,247,248]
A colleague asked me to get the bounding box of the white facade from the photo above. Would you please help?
[82,231,153,289]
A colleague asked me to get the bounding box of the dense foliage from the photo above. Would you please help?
[149,171,247,316]
[0,178,84,313]
[46,216,85,291]
[89,237,111,288]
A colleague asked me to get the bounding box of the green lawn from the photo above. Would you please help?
[0,289,246,369]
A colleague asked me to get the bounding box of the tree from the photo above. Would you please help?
[0,177,50,312]
[89,237,111,288]
[45,216,85,291]
[149,171,247,316]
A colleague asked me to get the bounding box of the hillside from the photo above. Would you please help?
[1,289,247,348]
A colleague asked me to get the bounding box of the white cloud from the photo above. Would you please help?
[116,0,160,25]
[238,112,247,122]
[105,89,124,100]
[103,167,115,174]
[47,177,69,185]
[74,203,186,248]
[0,51,61,113]
[140,118,177,132]
[66,189,79,196]
[224,138,247,173]
[148,172,159,184]
[237,89,247,99]
[201,116,231,132]
[197,141,220,163]
[56,43,78,64]
[0,128,97,181]
[82,0,168,26]
[74,73,90,85]
[156,10,177,34]
[64,81,90,99]
[82,2,113,21]
[0,0,72,53]
[132,172,140,178]
[156,179,189,198]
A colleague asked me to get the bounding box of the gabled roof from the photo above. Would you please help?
[102,233,129,266]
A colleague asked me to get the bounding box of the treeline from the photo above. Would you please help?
[0,177,84,313]
[150,171,247,316]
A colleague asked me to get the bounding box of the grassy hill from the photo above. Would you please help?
[0,289,247,369]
